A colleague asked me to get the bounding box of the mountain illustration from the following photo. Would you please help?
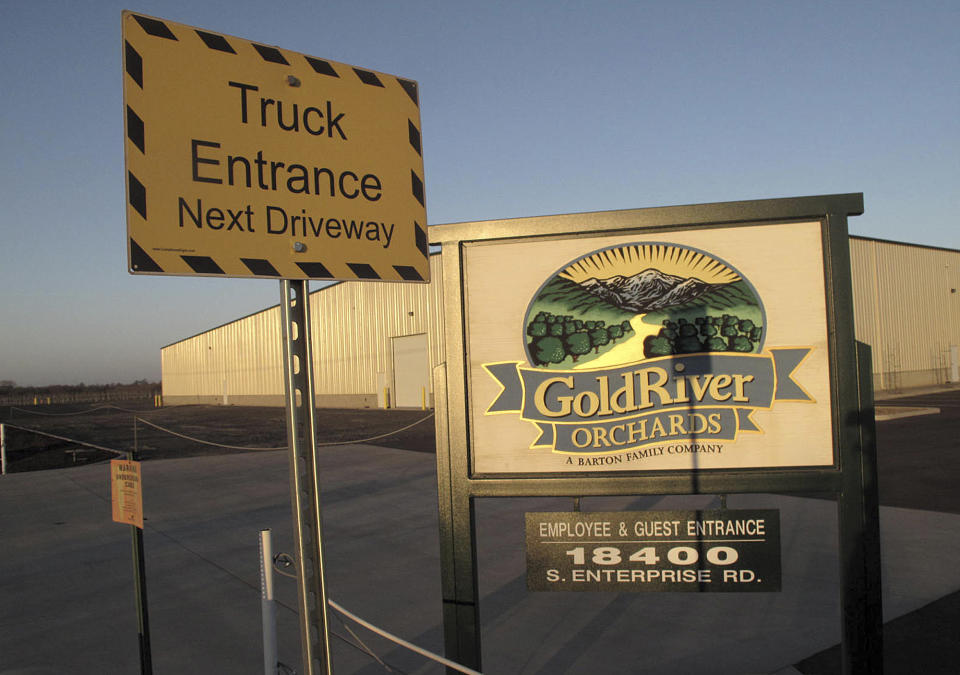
[579,269,723,313]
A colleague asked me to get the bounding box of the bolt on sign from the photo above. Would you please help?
[122,11,429,282]
[469,219,837,473]
[111,458,144,529]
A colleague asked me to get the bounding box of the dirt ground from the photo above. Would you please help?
[2,402,436,472]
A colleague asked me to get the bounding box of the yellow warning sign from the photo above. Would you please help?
[111,459,144,529]
[122,11,429,282]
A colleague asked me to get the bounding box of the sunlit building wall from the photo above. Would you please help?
[161,238,960,407]
[849,236,960,391]
[162,253,445,407]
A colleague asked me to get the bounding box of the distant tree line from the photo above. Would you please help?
[527,312,634,366]
[0,380,160,405]
[643,315,762,357]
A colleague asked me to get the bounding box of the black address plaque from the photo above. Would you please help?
[526,509,781,592]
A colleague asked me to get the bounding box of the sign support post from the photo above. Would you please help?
[838,341,883,673]
[279,279,333,675]
[125,450,152,675]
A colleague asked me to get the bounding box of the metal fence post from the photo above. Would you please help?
[260,529,279,675]
[127,449,153,675]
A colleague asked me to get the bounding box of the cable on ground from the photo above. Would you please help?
[9,403,164,417]
[316,412,434,447]
[10,405,118,417]
[327,599,483,675]
[133,411,435,452]
[135,417,288,451]
[1,423,126,457]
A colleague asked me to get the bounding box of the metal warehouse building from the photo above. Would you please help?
[161,234,960,407]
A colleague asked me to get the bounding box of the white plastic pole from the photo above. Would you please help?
[1,424,6,475]
[260,529,278,675]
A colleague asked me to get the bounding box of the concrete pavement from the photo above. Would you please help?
[2,444,960,674]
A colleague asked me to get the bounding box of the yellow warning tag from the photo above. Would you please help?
[111,459,144,529]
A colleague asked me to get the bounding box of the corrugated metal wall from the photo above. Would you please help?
[849,237,960,390]
[161,254,444,406]
[307,252,446,398]
[161,305,284,405]
[162,239,960,404]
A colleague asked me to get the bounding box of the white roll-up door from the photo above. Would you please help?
[391,333,429,408]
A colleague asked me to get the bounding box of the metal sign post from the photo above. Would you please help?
[130,483,153,675]
[280,279,333,675]
[112,450,152,674]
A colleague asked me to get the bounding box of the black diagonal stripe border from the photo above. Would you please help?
[128,172,146,219]
[196,30,235,53]
[126,107,145,153]
[394,265,424,281]
[296,262,334,279]
[411,171,425,207]
[252,43,288,65]
[129,239,163,272]
[305,56,339,77]
[241,258,280,277]
[182,256,225,274]
[415,222,428,258]
[397,78,419,105]
[408,120,422,156]
[347,263,381,279]
[132,14,177,40]
[124,42,143,88]
[353,68,384,87]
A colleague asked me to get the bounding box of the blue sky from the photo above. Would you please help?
[1,1,957,386]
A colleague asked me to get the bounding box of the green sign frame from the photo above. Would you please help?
[430,193,881,674]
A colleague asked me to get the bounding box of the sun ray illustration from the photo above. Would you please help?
[559,244,741,284]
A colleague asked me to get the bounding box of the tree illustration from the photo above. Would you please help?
[677,336,704,353]
[643,335,673,357]
[728,335,753,352]
[607,324,623,343]
[589,327,610,353]
[705,336,727,351]
[527,321,547,339]
[533,336,566,365]
[564,332,592,362]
